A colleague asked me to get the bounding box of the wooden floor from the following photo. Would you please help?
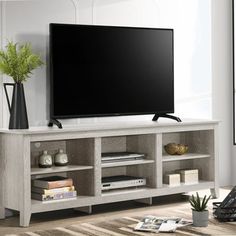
[0,188,233,235]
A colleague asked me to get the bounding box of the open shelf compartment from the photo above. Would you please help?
[31,138,95,169]
[162,130,214,158]
[162,130,214,187]
[101,134,157,191]
[163,154,215,185]
[30,138,98,198]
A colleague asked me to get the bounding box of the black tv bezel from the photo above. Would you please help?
[49,23,174,120]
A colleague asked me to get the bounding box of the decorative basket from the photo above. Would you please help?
[164,143,188,155]
[213,202,236,221]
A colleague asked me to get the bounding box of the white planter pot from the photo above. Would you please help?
[192,210,209,227]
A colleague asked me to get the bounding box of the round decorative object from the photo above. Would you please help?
[176,144,189,155]
[164,143,188,155]
[38,150,53,168]
[164,143,179,155]
[54,149,68,166]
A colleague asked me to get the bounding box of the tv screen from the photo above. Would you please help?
[50,23,174,119]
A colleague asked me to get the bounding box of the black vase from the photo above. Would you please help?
[4,83,29,129]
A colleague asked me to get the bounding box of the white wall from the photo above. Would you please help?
[211,0,233,186]
[152,0,212,119]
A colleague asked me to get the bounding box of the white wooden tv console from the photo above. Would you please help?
[0,120,219,227]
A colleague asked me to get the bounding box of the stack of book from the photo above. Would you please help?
[31,176,77,202]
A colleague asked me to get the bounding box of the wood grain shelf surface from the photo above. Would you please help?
[162,153,211,162]
[101,159,154,168]
[162,181,214,190]
[101,187,155,196]
[31,165,93,175]
[31,195,96,213]
[101,181,214,198]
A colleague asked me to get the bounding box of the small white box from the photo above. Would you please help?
[164,174,180,186]
[176,169,199,184]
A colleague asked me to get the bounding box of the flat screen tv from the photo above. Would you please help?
[49,23,180,128]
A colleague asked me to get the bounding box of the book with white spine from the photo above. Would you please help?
[31,190,77,201]
[31,186,75,195]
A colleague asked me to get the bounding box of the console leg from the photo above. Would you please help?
[152,114,182,122]
[20,211,31,227]
[48,119,63,129]
[74,206,92,214]
[0,207,5,219]
[135,197,152,205]
[211,187,219,199]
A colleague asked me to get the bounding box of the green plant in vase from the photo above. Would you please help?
[0,41,43,129]
[189,192,211,227]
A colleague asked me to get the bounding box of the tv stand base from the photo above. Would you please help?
[48,119,63,129]
[0,120,219,226]
[152,114,182,122]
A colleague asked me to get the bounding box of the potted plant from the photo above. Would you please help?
[189,192,211,227]
[0,41,43,129]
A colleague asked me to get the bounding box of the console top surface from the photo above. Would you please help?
[0,119,219,135]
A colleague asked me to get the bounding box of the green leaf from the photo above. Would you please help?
[0,41,43,82]
[196,192,201,210]
[201,195,206,210]
[189,193,211,211]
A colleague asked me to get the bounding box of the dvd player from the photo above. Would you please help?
[101,152,145,163]
[102,175,146,190]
